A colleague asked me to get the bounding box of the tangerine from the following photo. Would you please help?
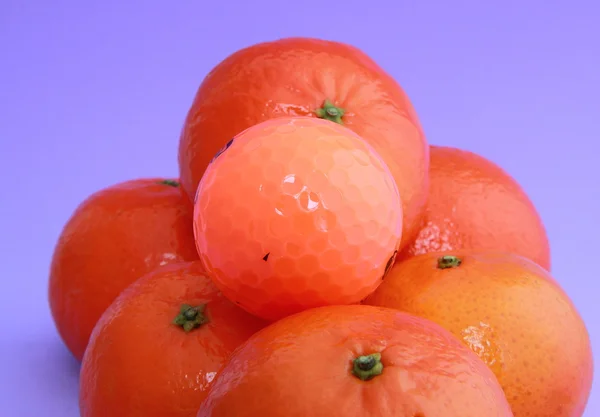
[197,304,513,417]
[178,37,429,251]
[365,251,593,417]
[400,145,550,270]
[48,178,199,360]
[79,261,266,417]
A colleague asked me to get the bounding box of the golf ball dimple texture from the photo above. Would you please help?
[193,117,403,321]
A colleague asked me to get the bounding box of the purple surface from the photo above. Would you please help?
[1,1,598,415]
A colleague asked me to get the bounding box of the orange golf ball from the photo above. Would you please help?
[193,117,402,321]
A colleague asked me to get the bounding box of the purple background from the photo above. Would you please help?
[1,1,598,415]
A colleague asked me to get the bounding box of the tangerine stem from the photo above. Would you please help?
[315,99,345,124]
[173,304,208,332]
[437,255,462,269]
[352,352,383,381]
[160,179,180,187]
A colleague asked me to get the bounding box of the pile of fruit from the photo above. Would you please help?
[48,37,593,417]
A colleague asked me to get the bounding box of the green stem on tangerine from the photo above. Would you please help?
[352,352,384,381]
[173,304,208,332]
[160,179,180,187]
[437,255,462,270]
[315,99,345,124]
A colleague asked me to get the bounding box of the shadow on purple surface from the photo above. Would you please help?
[2,330,80,416]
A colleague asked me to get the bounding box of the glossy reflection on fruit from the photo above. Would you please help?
[400,145,551,270]
[79,262,267,417]
[196,304,513,417]
[49,178,199,361]
[364,251,593,417]
[193,117,402,321]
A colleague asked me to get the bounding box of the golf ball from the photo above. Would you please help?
[193,116,402,321]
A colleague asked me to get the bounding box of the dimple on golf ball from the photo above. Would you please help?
[193,116,402,321]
